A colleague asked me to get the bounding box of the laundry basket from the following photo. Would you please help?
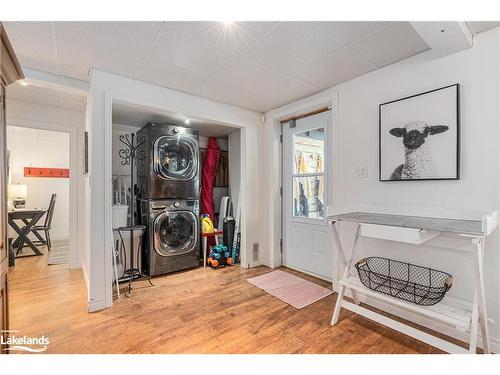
[355,257,453,306]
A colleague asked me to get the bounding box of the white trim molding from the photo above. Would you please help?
[6,117,82,270]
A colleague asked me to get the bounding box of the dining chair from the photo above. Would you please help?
[31,194,57,251]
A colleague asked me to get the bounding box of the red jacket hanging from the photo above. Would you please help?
[200,137,220,225]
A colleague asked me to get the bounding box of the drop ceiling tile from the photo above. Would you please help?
[53,21,162,51]
[313,21,390,44]
[4,21,52,33]
[294,45,375,89]
[165,21,278,54]
[350,22,429,68]
[136,27,238,90]
[56,36,146,81]
[197,77,270,112]
[212,56,319,108]
[466,21,500,35]
[2,22,57,74]
[138,63,209,94]
[7,82,86,112]
[54,22,163,81]
[242,22,345,77]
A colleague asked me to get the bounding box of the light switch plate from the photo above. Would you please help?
[355,165,368,178]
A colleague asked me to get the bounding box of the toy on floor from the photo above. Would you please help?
[207,244,233,269]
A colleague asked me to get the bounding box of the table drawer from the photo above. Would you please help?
[360,223,440,244]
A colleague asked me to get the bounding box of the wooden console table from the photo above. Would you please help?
[328,211,498,354]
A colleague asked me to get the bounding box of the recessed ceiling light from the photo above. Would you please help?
[19,80,29,86]
[184,118,190,125]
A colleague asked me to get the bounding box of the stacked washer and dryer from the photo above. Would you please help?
[137,123,200,276]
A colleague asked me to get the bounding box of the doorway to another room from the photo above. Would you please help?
[6,126,71,267]
[109,101,243,301]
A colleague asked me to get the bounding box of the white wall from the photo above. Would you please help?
[7,126,69,240]
[87,69,263,311]
[264,28,500,349]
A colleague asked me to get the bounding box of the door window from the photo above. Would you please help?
[292,128,325,219]
[154,136,198,180]
[154,211,197,256]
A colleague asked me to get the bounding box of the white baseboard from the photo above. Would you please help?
[79,260,90,304]
[259,259,271,267]
[341,287,499,353]
[88,298,107,312]
[79,261,108,313]
[51,234,70,242]
[283,263,332,283]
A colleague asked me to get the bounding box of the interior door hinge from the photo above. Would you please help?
[280,238,283,253]
[279,134,283,143]
[280,187,283,197]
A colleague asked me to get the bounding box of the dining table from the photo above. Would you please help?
[8,208,47,258]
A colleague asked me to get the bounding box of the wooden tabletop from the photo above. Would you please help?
[8,208,46,217]
[328,211,484,236]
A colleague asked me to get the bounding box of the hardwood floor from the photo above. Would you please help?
[8,251,459,354]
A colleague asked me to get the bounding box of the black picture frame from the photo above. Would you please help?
[379,83,460,182]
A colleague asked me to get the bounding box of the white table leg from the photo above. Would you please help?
[348,225,361,305]
[334,223,361,302]
[331,222,361,325]
[472,237,491,354]
[331,221,342,290]
[331,284,346,325]
[468,292,479,353]
[203,236,207,267]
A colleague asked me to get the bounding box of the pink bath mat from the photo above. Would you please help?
[247,270,333,309]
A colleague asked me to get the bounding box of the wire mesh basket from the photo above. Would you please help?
[355,257,453,306]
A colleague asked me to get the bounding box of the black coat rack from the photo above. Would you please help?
[118,133,153,296]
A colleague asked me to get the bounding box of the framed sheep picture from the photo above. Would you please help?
[379,84,460,181]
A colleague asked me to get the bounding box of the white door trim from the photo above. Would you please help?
[265,92,339,277]
[282,111,331,279]
[6,117,81,269]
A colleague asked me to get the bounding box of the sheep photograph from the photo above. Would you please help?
[379,84,459,181]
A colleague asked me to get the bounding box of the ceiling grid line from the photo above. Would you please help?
[49,22,59,75]
[4,21,499,112]
[195,21,282,89]
[134,22,167,79]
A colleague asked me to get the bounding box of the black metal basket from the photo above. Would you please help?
[355,257,453,306]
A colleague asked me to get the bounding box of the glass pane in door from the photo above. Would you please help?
[293,128,325,174]
[155,211,196,255]
[155,136,197,180]
[292,175,325,219]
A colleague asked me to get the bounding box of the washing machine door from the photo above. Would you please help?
[154,135,198,181]
[153,210,198,256]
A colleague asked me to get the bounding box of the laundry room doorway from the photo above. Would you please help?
[108,99,244,300]
[282,110,332,280]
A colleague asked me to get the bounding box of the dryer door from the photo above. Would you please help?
[153,210,198,256]
[154,136,198,181]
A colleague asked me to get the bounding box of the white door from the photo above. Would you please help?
[283,111,331,279]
